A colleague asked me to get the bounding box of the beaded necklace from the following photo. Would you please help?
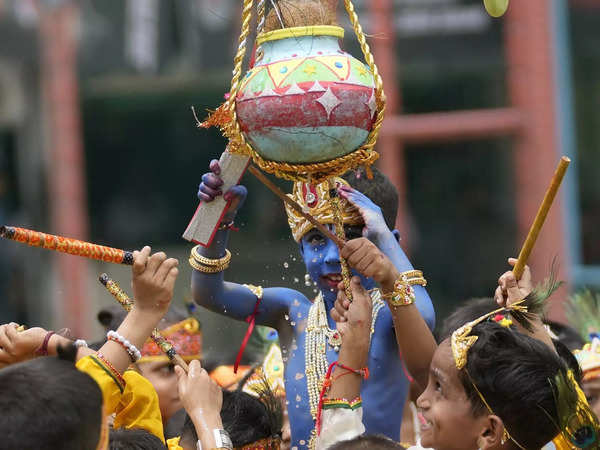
[305,289,385,446]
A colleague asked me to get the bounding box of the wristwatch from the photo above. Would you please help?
[196,429,233,450]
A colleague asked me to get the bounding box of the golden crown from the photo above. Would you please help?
[284,178,363,242]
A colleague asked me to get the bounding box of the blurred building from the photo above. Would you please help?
[0,0,598,341]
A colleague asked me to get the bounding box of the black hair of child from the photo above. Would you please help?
[439,297,496,341]
[343,166,399,231]
[0,343,103,450]
[328,434,406,449]
[109,428,165,449]
[440,297,585,386]
[180,389,282,448]
[462,321,567,449]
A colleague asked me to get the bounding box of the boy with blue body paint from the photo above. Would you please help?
[190,162,435,448]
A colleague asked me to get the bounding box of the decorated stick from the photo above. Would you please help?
[183,149,251,246]
[513,156,571,279]
[0,226,133,265]
[99,273,189,373]
[248,165,346,248]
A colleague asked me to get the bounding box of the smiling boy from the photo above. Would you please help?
[190,162,435,449]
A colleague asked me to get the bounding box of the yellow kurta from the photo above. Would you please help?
[76,355,165,443]
[167,436,183,450]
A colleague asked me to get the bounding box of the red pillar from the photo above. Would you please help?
[504,1,569,319]
[40,3,90,335]
[369,0,410,242]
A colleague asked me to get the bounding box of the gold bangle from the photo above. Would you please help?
[382,271,427,307]
[400,270,423,279]
[188,257,229,273]
[191,246,231,267]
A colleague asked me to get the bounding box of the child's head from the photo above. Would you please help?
[418,321,583,450]
[98,306,202,423]
[439,297,496,341]
[180,388,282,449]
[329,434,405,449]
[109,428,165,449]
[285,167,398,295]
[0,344,105,450]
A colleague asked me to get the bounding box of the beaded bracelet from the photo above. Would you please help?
[74,339,88,349]
[107,330,141,362]
[95,352,126,389]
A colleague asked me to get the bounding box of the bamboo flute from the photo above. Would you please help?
[513,156,571,279]
[99,273,189,373]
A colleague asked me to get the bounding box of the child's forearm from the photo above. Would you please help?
[381,273,437,393]
[326,331,369,400]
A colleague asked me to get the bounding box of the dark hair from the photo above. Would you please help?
[439,297,496,341]
[109,428,165,449]
[0,344,103,449]
[343,166,399,230]
[181,388,282,448]
[328,434,406,449]
[461,322,565,449]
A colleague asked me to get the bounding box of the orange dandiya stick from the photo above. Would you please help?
[0,226,133,265]
[99,273,189,373]
[513,156,571,279]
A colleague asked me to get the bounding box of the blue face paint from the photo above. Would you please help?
[299,225,374,307]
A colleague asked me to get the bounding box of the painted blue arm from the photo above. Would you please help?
[338,185,436,330]
[191,228,306,330]
[374,230,436,331]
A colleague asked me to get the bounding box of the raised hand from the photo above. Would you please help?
[337,185,391,241]
[494,257,533,308]
[175,359,224,448]
[340,238,399,287]
[131,246,179,314]
[0,324,47,367]
[198,159,247,222]
[334,277,373,337]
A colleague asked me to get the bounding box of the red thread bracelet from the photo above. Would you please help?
[315,361,369,435]
[35,331,55,356]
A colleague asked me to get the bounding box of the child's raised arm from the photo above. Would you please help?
[334,238,437,393]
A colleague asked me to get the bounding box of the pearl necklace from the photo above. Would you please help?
[305,289,385,447]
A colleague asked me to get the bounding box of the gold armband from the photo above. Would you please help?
[189,246,231,273]
[382,270,427,307]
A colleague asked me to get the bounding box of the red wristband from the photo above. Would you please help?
[35,331,56,356]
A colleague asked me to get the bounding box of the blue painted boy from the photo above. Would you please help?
[191,161,435,449]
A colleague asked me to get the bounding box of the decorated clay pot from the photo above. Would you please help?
[235,26,376,164]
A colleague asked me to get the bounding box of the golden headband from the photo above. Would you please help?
[139,317,202,363]
[285,178,363,242]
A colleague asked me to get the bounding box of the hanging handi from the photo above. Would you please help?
[205,0,385,183]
